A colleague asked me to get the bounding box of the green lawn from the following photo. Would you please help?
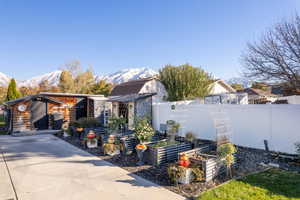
[198,169,300,200]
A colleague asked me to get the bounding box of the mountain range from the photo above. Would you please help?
[0,68,158,88]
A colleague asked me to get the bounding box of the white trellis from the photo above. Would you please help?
[209,106,233,148]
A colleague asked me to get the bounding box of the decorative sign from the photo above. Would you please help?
[17,104,27,112]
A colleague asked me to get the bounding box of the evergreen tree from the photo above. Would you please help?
[91,80,113,96]
[159,64,213,101]
[5,79,21,101]
[58,70,75,93]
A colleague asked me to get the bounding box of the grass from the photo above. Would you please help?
[198,169,300,200]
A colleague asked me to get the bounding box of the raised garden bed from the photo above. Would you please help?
[145,140,192,166]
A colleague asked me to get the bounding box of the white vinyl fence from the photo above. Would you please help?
[152,102,300,154]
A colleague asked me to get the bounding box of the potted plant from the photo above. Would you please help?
[167,155,204,185]
[103,135,120,156]
[86,130,98,148]
[134,117,155,165]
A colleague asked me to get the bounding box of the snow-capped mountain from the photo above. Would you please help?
[18,70,62,88]
[0,72,11,87]
[0,68,158,88]
[96,68,158,84]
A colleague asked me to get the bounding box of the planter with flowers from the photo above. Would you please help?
[103,135,121,156]
[86,129,98,148]
[167,153,204,185]
[134,117,155,165]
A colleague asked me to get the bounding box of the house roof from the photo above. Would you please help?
[108,93,156,103]
[242,88,278,97]
[213,79,236,93]
[110,77,154,96]
[39,92,104,98]
[4,94,64,106]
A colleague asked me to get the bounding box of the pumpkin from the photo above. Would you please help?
[178,159,190,167]
[136,144,147,150]
[179,153,189,161]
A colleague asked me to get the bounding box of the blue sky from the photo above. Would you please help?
[0,0,299,80]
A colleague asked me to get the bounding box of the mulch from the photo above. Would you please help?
[57,135,299,199]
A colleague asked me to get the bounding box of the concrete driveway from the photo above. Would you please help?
[0,134,185,200]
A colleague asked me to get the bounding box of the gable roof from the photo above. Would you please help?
[213,79,236,93]
[4,94,64,106]
[110,77,154,96]
[242,88,278,97]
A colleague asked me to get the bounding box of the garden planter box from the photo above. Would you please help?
[145,142,192,166]
[120,133,166,155]
[182,146,230,182]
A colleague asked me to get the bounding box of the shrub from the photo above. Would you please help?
[108,116,126,133]
[70,117,102,128]
[134,117,155,143]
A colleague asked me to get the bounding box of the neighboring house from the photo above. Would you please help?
[204,93,248,104]
[204,80,248,104]
[276,95,300,104]
[108,77,167,129]
[209,79,236,95]
[4,93,107,134]
[242,88,278,104]
[110,77,167,102]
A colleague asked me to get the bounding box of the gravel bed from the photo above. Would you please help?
[57,135,300,199]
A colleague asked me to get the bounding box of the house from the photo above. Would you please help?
[204,93,248,104]
[209,79,236,95]
[108,77,167,129]
[241,88,278,104]
[204,80,248,104]
[4,92,107,134]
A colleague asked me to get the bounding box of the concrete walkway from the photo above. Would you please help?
[0,134,185,200]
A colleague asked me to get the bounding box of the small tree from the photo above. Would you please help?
[218,143,237,178]
[5,79,21,101]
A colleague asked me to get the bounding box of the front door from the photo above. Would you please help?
[31,98,48,130]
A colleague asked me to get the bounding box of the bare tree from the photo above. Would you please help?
[242,14,300,93]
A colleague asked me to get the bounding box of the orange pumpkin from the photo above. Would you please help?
[136,144,147,150]
[179,160,190,167]
[179,153,189,161]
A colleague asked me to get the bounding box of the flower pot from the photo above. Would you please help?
[136,146,147,166]
[178,168,193,184]
[87,138,98,148]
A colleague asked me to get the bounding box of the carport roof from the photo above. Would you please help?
[4,94,64,106]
